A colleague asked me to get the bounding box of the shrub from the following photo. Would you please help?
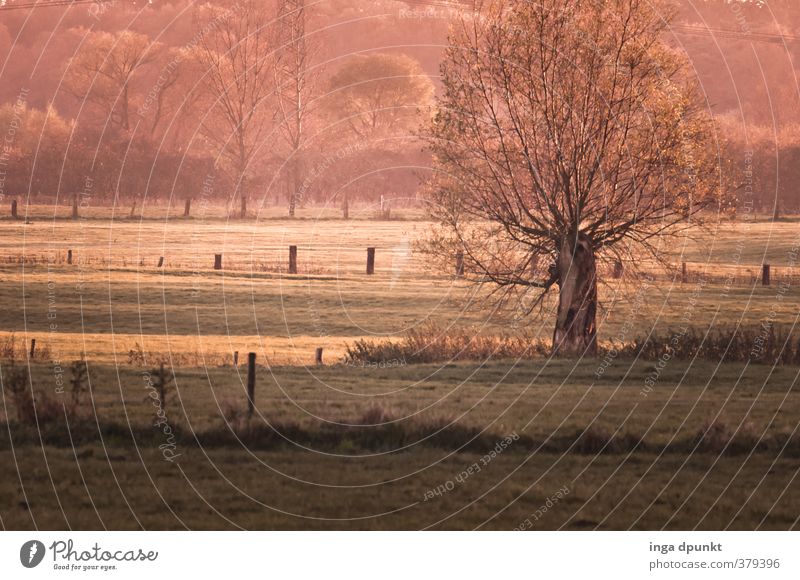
[344,323,550,366]
[69,360,89,412]
[0,334,52,363]
[695,420,760,454]
[358,403,398,426]
[345,324,800,367]
[143,363,174,421]
[571,425,642,454]
[2,363,32,422]
[2,362,62,425]
[219,397,252,431]
[623,326,800,366]
[0,333,19,361]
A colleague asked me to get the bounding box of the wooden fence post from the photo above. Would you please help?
[342,194,349,220]
[11,199,17,219]
[233,351,239,367]
[367,247,376,275]
[455,252,465,277]
[240,195,247,219]
[289,246,298,274]
[184,198,191,217]
[613,260,624,280]
[246,352,256,418]
[214,254,222,270]
[315,347,324,366]
[681,262,687,284]
[157,257,164,268]
[67,249,73,265]
[72,195,79,220]
[763,264,771,287]
[29,339,36,359]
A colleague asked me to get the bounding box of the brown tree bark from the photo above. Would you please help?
[288,157,299,218]
[553,232,597,356]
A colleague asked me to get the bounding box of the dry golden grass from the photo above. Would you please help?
[1,211,800,530]
[0,212,798,368]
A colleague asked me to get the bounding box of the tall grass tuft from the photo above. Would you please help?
[344,324,800,367]
[345,323,550,366]
[694,420,761,453]
[0,333,52,363]
[128,342,231,368]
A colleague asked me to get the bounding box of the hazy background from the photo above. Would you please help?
[0,0,798,212]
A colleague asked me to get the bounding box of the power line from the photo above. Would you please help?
[1,0,798,49]
[671,24,800,45]
[0,0,116,11]
[401,0,800,46]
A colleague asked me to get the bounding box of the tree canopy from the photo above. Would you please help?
[425,0,722,355]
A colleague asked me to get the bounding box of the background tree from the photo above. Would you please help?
[326,52,433,140]
[192,0,278,217]
[425,0,721,356]
[275,0,319,217]
[65,30,163,132]
[140,46,186,140]
[0,103,75,200]
[325,52,434,211]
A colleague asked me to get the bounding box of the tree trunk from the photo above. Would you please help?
[288,156,300,218]
[122,85,129,131]
[238,172,248,219]
[552,232,597,357]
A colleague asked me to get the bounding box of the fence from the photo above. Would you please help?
[2,246,797,287]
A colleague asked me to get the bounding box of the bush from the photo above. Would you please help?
[358,403,398,426]
[2,363,62,425]
[694,420,760,454]
[345,324,800,367]
[568,425,642,454]
[0,333,52,363]
[2,360,93,425]
[344,323,550,366]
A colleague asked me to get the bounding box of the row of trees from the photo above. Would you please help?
[0,103,217,204]
[2,0,434,212]
[718,116,800,218]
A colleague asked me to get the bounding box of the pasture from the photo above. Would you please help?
[2,359,799,530]
[1,207,799,529]
[2,208,800,365]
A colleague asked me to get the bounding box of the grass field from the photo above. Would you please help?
[1,359,798,530]
[1,210,799,530]
[1,212,800,364]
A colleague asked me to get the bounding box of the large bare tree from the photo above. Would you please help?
[192,0,278,217]
[425,0,720,356]
[275,0,316,217]
[66,30,163,132]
